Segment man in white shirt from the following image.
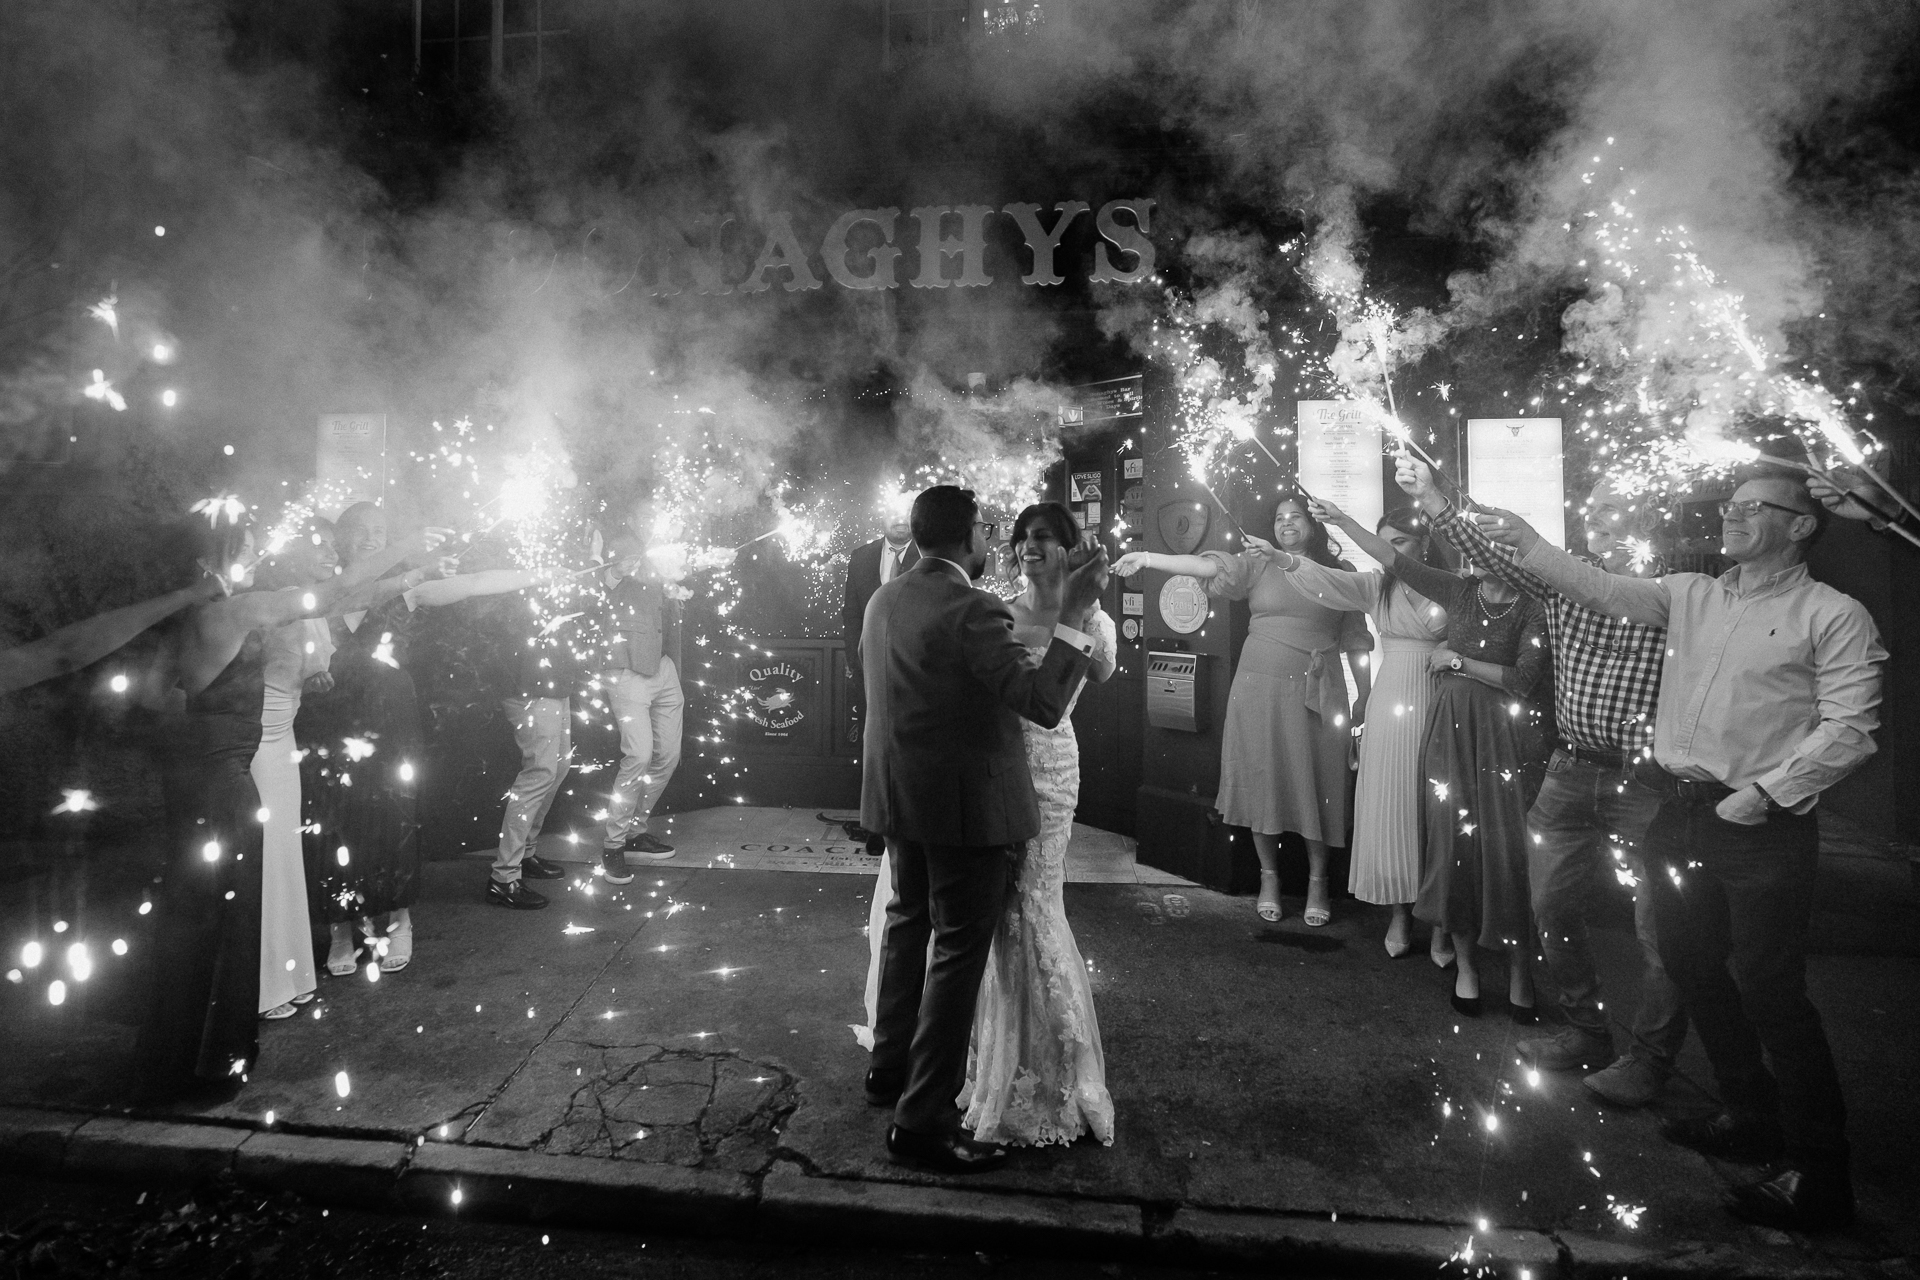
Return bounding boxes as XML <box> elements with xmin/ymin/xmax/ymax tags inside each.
<box><xmin>1476</xmin><ymin>471</ymin><xmax>1886</xmax><ymax>1231</ymax></box>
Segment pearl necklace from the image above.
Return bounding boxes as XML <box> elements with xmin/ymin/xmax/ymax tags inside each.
<box><xmin>1476</xmin><ymin>583</ymin><xmax>1519</xmax><ymax>621</ymax></box>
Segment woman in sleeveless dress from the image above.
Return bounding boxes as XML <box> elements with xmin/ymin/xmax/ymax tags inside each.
<box><xmin>1281</xmin><ymin>501</ymin><xmax>1553</xmax><ymax>1018</ymax></box>
<box><xmin>1260</xmin><ymin>506</ymin><xmax>1449</xmax><ymax>958</ymax></box>
<box><xmin>138</xmin><ymin>514</ymin><xmax>441</xmax><ymax>1100</ymax></box>
<box><xmin>960</xmin><ymin>502</ymin><xmax>1118</xmax><ymax>1147</ymax></box>
<box><xmin>1114</xmin><ymin>493</ymin><xmax>1373</xmax><ymax>926</ymax></box>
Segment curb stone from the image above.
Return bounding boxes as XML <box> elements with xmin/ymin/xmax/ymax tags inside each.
<box><xmin>64</xmin><ymin>1115</ymin><xmax>250</xmax><ymax>1183</ymax></box>
<box><xmin>234</xmin><ymin>1132</ymin><xmax>409</xmax><ymax>1209</ymax></box>
<box><xmin>759</xmin><ymin>1162</ymin><xmax>1142</xmax><ymax>1256</ymax></box>
<box><xmin>0</xmin><ymin>1104</ymin><xmax>86</xmax><ymax>1169</ymax></box>
<box><xmin>0</xmin><ymin>1108</ymin><xmax>1903</xmax><ymax>1279</ymax></box>
<box><xmin>1148</xmin><ymin>1206</ymin><xmax>1560</xmax><ymax>1278</ymax></box>
<box><xmin>396</xmin><ymin>1142</ymin><xmax>757</xmax><ymax>1233</ymax></box>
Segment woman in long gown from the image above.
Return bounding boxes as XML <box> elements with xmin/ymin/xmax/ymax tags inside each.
<box><xmin>252</xmin><ymin>523</ymin><xmax>337</xmax><ymax>1018</ymax></box>
<box><xmin>1114</xmin><ymin>494</ymin><xmax>1372</xmax><ymax>926</ymax></box>
<box><xmin>961</xmin><ymin>502</ymin><xmax>1118</xmax><ymax>1147</ymax></box>
<box><xmin>1284</xmin><ymin>501</ymin><xmax>1552</xmax><ymax>1017</ymax></box>
<box><xmin>1263</xmin><ymin>506</ymin><xmax>1448</xmax><ymax>958</ymax></box>
<box><xmin>138</xmin><ymin>515</ymin><xmax>439</xmax><ymax>1100</ymax></box>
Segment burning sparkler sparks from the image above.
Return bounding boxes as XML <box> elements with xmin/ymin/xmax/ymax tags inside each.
<box><xmin>83</xmin><ymin>369</ymin><xmax>127</xmax><ymax>412</ymax></box>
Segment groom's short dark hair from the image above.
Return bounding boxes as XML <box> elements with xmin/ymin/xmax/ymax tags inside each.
<box><xmin>911</xmin><ymin>485</ymin><xmax>978</xmax><ymax>550</ymax></box>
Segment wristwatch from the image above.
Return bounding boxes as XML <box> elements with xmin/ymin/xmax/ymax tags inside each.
<box><xmin>1448</xmin><ymin>656</ymin><xmax>1463</xmax><ymax>672</ymax></box>
<box><xmin>1751</xmin><ymin>783</ymin><xmax>1786</xmax><ymax>815</ymax></box>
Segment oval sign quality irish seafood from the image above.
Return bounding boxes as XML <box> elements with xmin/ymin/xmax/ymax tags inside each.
<box><xmin>1159</xmin><ymin>575</ymin><xmax>1208</xmax><ymax>634</ymax></box>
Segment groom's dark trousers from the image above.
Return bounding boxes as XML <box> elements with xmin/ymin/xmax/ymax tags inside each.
<box><xmin>874</xmin><ymin>840</ymin><xmax>1017</xmax><ymax>1132</ymax></box>
<box><xmin>861</xmin><ymin>557</ymin><xmax>1093</xmax><ymax>1135</ymax></box>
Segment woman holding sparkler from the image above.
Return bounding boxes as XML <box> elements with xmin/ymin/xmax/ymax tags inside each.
<box><xmin>1279</xmin><ymin>501</ymin><xmax>1553</xmax><ymax>1017</ymax></box>
<box><xmin>1259</xmin><ymin>504</ymin><xmax>1450</xmax><ymax>958</ymax></box>
<box><xmin>137</xmin><ymin>509</ymin><xmax>444</xmax><ymax>1102</ymax></box>
<box><xmin>1117</xmin><ymin>493</ymin><xmax>1372</xmax><ymax>926</ymax></box>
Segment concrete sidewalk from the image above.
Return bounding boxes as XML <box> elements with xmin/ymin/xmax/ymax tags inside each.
<box><xmin>2</xmin><ymin>808</ymin><xmax>1915</xmax><ymax>1278</ymax></box>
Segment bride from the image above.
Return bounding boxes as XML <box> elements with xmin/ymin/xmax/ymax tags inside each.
<box><xmin>857</xmin><ymin>501</ymin><xmax>1117</xmax><ymax>1146</ymax></box>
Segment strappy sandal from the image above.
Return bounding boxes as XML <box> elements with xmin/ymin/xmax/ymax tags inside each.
<box><xmin>1303</xmin><ymin>874</ymin><xmax>1332</xmax><ymax>927</ymax></box>
<box><xmin>1257</xmin><ymin>870</ymin><xmax>1282</xmax><ymax>923</ymax></box>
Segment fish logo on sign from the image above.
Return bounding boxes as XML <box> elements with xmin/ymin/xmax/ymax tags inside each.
<box><xmin>1156</xmin><ymin>501</ymin><xmax>1210</xmax><ymax>555</ymax></box>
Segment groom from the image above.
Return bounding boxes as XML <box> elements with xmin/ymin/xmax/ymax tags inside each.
<box><xmin>862</xmin><ymin>485</ymin><xmax>1108</xmax><ymax>1173</ymax></box>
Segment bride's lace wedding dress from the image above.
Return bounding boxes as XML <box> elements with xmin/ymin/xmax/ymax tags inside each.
<box><xmin>959</xmin><ymin>606</ymin><xmax>1117</xmax><ymax>1146</ymax></box>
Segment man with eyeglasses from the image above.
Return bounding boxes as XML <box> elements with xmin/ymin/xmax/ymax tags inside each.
<box><xmin>1475</xmin><ymin>472</ymin><xmax>1886</xmax><ymax>1230</ymax></box>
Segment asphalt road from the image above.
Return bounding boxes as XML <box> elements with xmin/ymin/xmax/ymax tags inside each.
<box><xmin>0</xmin><ymin>1173</ymin><xmax>1271</xmax><ymax>1280</ymax></box>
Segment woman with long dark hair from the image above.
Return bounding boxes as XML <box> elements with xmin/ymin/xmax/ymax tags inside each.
<box><xmin>961</xmin><ymin>501</ymin><xmax>1117</xmax><ymax>1146</ymax></box>
<box><xmin>1115</xmin><ymin>492</ymin><xmax>1373</xmax><ymax>926</ymax></box>
<box><xmin>1262</xmin><ymin>505</ymin><xmax>1450</xmax><ymax>957</ymax></box>
<box><xmin>137</xmin><ymin>513</ymin><xmax>440</xmax><ymax>1101</ymax></box>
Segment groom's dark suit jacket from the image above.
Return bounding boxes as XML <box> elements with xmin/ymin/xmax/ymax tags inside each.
<box><xmin>859</xmin><ymin>558</ymin><xmax>1092</xmax><ymax>848</ymax></box>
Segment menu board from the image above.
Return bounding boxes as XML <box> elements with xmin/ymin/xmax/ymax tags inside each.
<box><xmin>316</xmin><ymin>413</ymin><xmax>387</xmax><ymax>508</ymax></box>
<box><xmin>1467</xmin><ymin>418</ymin><xmax>1566</xmax><ymax>550</ymax></box>
<box><xmin>1295</xmin><ymin>401</ymin><xmax>1385</xmax><ymax>570</ymax></box>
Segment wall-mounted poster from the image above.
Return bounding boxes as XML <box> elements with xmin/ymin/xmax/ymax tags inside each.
<box><xmin>317</xmin><ymin>413</ymin><xmax>387</xmax><ymax>507</ymax></box>
<box><xmin>1295</xmin><ymin>401</ymin><xmax>1384</xmax><ymax>570</ymax></box>
<box><xmin>1467</xmin><ymin>418</ymin><xmax>1566</xmax><ymax>550</ymax></box>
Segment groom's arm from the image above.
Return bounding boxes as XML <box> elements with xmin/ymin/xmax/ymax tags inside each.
<box><xmin>957</xmin><ymin>593</ymin><xmax>1094</xmax><ymax>731</ymax></box>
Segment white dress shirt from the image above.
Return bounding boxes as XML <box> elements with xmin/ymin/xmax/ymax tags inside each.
<box><xmin>1515</xmin><ymin>543</ymin><xmax>1886</xmax><ymax>811</ymax></box>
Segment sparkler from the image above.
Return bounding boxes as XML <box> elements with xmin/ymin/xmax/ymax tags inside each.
<box><xmin>1186</xmin><ymin>455</ymin><xmax>1247</xmax><ymax>539</ymax></box>
<box><xmin>87</xmin><ymin>292</ymin><xmax>119</xmax><ymax>338</ymax></box>
<box><xmin>83</xmin><ymin>369</ymin><xmax>127</xmax><ymax>412</ymax></box>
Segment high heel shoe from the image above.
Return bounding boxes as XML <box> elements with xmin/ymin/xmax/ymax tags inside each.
<box><xmin>1510</xmin><ymin>1002</ymin><xmax>1538</xmax><ymax>1026</ymax></box>
<box><xmin>1430</xmin><ymin>937</ymin><xmax>1457</xmax><ymax>970</ymax></box>
<box><xmin>325</xmin><ymin>922</ymin><xmax>358</xmax><ymax>977</ymax></box>
<box><xmin>1303</xmin><ymin>875</ymin><xmax>1331</xmax><ymax>927</ymax></box>
<box><xmin>379</xmin><ymin>909</ymin><xmax>413</xmax><ymax>973</ymax></box>
<box><xmin>1256</xmin><ymin>870</ymin><xmax>1282</xmax><ymax>923</ymax></box>
<box><xmin>1450</xmin><ymin>993</ymin><xmax>1483</xmax><ymax>1017</ymax></box>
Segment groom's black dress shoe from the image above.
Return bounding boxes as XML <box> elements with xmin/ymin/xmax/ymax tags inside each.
<box><xmin>1726</xmin><ymin>1166</ymin><xmax>1854</xmax><ymax>1231</ymax></box>
<box><xmin>865</xmin><ymin>1067</ymin><xmax>905</xmax><ymax>1106</ymax></box>
<box><xmin>886</xmin><ymin>1124</ymin><xmax>1009</xmax><ymax>1174</ymax></box>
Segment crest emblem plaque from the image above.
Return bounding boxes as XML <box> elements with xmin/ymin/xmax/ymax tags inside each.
<box><xmin>1158</xmin><ymin>575</ymin><xmax>1209</xmax><ymax>634</ymax></box>
<box><xmin>1156</xmin><ymin>500</ymin><xmax>1210</xmax><ymax>555</ymax></box>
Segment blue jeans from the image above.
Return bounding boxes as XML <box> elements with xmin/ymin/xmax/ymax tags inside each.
<box><xmin>1642</xmin><ymin>788</ymin><xmax>1847</xmax><ymax>1170</ymax></box>
<box><xmin>1528</xmin><ymin>749</ymin><xmax>1688</xmax><ymax>1062</ymax></box>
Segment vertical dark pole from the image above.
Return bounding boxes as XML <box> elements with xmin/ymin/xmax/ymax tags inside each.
<box><xmin>491</xmin><ymin>0</ymin><xmax>505</xmax><ymax>86</ymax></box>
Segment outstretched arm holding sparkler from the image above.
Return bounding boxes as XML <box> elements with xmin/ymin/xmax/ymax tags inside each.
<box><xmin>0</xmin><ymin>576</ymin><xmax>227</xmax><ymax>695</ymax></box>
<box><xmin>1807</xmin><ymin>469</ymin><xmax>1920</xmax><ymax>550</ymax></box>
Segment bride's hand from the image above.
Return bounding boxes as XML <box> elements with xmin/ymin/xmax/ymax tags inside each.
<box><xmin>1111</xmin><ymin>551</ymin><xmax>1151</xmax><ymax>578</ymax></box>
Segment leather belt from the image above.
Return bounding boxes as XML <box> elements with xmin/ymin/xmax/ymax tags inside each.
<box><xmin>1560</xmin><ymin>742</ymin><xmax>1636</xmax><ymax>769</ymax></box>
<box><xmin>1632</xmin><ymin>759</ymin><xmax>1735</xmax><ymax>805</ymax></box>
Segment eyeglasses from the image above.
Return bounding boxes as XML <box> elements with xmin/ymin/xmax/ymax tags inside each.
<box><xmin>1718</xmin><ymin>499</ymin><xmax>1812</xmax><ymax>521</ymax></box>
<box><xmin>974</xmin><ymin>520</ymin><xmax>999</xmax><ymax>540</ymax></box>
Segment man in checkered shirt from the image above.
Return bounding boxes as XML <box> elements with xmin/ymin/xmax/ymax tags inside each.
<box><xmin>1399</xmin><ymin>458</ymin><xmax>1686</xmax><ymax>1107</ymax></box>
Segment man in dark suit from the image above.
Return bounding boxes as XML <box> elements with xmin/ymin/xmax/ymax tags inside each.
<box><xmin>861</xmin><ymin>485</ymin><xmax>1108</xmax><ymax>1174</ymax></box>
<box><xmin>841</xmin><ymin>503</ymin><xmax>919</xmax><ymax>731</ymax></box>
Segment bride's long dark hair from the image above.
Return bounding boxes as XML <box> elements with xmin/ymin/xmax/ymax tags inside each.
<box><xmin>1008</xmin><ymin>501</ymin><xmax>1082</xmax><ymax>575</ymax></box>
